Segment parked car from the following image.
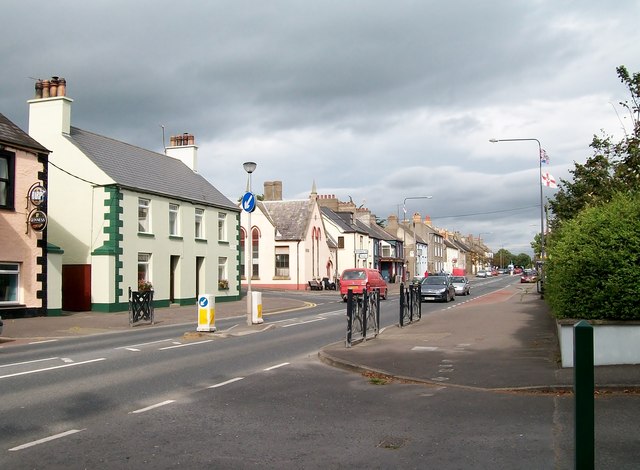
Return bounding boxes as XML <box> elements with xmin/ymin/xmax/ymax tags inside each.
<box><xmin>450</xmin><ymin>276</ymin><xmax>470</xmax><ymax>296</ymax></box>
<box><xmin>420</xmin><ymin>275</ymin><xmax>455</xmax><ymax>302</ymax></box>
<box><xmin>475</xmin><ymin>270</ymin><xmax>488</xmax><ymax>278</ymax></box>
<box><xmin>339</xmin><ymin>268</ymin><xmax>388</xmax><ymax>301</ymax></box>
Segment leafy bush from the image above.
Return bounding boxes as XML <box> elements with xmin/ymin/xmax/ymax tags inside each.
<box><xmin>545</xmin><ymin>192</ymin><xmax>640</xmax><ymax>320</ymax></box>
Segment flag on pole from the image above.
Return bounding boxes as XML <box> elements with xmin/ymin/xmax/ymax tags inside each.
<box><xmin>541</xmin><ymin>171</ymin><xmax>557</xmax><ymax>188</ymax></box>
<box><xmin>540</xmin><ymin>149</ymin><xmax>550</xmax><ymax>164</ymax></box>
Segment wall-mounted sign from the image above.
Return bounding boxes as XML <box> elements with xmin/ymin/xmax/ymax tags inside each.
<box><xmin>28</xmin><ymin>209</ymin><xmax>48</xmax><ymax>232</ymax></box>
<box><xmin>28</xmin><ymin>183</ymin><xmax>47</xmax><ymax>206</ymax></box>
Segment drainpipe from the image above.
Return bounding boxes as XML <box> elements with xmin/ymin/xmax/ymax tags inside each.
<box><xmin>296</xmin><ymin>240</ymin><xmax>301</xmax><ymax>290</ymax></box>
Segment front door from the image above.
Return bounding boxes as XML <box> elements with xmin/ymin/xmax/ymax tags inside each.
<box><xmin>170</xmin><ymin>255</ymin><xmax>180</xmax><ymax>303</ymax></box>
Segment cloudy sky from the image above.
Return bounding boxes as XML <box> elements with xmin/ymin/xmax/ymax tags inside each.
<box><xmin>3</xmin><ymin>1</ymin><xmax>638</xmax><ymax>255</ymax></box>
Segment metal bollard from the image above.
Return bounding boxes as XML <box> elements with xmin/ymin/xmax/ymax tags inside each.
<box><xmin>574</xmin><ymin>320</ymin><xmax>594</xmax><ymax>470</ymax></box>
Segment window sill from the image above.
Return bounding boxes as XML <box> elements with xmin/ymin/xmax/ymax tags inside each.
<box><xmin>195</xmin><ymin>238</ymin><xmax>208</xmax><ymax>243</ymax></box>
<box><xmin>169</xmin><ymin>235</ymin><xmax>183</xmax><ymax>240</ymax></box>
<box><xmin>138</xmin><ymin>232</ymin><xmax>155</xmax><ymax>238</ymax></box>
<box><xmin>218</xmin><ymin>240</ymin><xmax>229</xmax><ymax>245</ymax></box>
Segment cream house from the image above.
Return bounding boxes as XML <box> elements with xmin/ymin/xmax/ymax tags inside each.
<box><xmin>240</xmin><ymin>181</ymin><xmax>331</xmax><ymax>290</ymax></box>
<box><xmin>27</xmin><ymin>77</ymin><xmax>240</xmax><ymax>312</ymax></box>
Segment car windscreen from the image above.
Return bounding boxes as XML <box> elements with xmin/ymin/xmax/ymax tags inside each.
<box><xmin>342</xmin><ymin>270</ymin><xmax>366</xmax><ymax>280</ymax></box>
<box><xmin>423</xmin><ymin>277</ymin><xmax>447</xmax><ymax>285</ymax></box>
<box><xmin>451</xmin><ymin>277</ymin><xmax>465</xmax><ymax>283</ymax></box>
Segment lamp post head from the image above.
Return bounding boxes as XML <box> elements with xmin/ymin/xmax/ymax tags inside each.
<box><xmin>489</xmin><ymin>139</ymin><xmax>499</xmax><ymax>143</ymax></box>
<box><xmin>243</xmin><ymin>161</ymin><xmax>257</xmax><ymax>174</ymax></box>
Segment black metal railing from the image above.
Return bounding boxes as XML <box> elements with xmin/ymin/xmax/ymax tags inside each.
<box><xmin>399</xmin><ymin>282</ymin><xmax>421</xmax><ymax>327</ymax></box>
<box><xmin>128</xmin><ymin>287</ymin><xmax>154</xmax><ymax>326</ymax></box>
<box><xmin>346</xmin><ymin>288</ymin><xmax>380</xmax><ymax>347</ymax></box>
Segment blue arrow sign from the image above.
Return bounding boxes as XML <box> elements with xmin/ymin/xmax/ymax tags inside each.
<box><xmin>241</xmin><ymin>191</ymin><xmax>256</xmax><ymax>213</ymax></box>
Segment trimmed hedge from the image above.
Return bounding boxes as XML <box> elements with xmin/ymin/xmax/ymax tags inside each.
<box><xmin>545</xmin><ymin>192</ymin><xmax>640</xmax><ymax>320</ymax></box>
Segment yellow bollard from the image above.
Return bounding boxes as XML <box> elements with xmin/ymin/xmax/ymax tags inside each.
<box><xmin>251</xmin><ymin>292</ymin><xmax>263</xmax><ymax>324</ymax></box>
<box><xmin>197</xmin><ymin>294</ymin><xmax>216</xmax><ymax>332</ymax></box>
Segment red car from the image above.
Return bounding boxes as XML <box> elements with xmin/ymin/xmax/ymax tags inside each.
<box><xmin>520</xmin><ymin>271</ymin><xmax>538</xmax><ymax>283</ymax></box>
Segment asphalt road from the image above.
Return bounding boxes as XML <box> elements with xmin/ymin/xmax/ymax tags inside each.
<box><xmin>0</xmin><ymin>275</ymin><xmax>582</xmax><ymax>469</ymax></box>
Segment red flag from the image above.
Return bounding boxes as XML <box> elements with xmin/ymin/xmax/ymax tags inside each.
<box><xmin>541</xmin><ymin>171</ymin><xmax>557</xmax><ymax>188</ymax></box>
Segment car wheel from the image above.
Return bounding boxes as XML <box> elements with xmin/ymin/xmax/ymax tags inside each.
<box><xmin>381</xmin><ymin>288</ymin><xmax>387</xmax><ymax>300</ymax></box>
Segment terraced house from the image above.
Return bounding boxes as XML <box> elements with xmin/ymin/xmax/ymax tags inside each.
<box><xmin>27</xmin><ymin>77</ymin><xmax>240</xmax><ymax>312</ymax></box>
<box><xmin>0</xmin><ymin>113</ymin><xmax>51</xmax><ymax>317</ymax></box>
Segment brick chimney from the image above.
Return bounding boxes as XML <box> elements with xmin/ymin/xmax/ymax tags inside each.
<box><xmin>263</xmin><ymin>181</ymin><xmax>283</xmax><ymax>201</ymax></box>
<box><xmin>166</xmin><ymin>132</ymin><xmax>198</xmax><ymax>172</ymax></box>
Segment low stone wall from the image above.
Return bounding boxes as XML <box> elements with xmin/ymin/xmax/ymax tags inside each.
<box><xmin>557</xmin><ymin>320</ymin><xmax>640</xmax><ymax>367</ymax></box>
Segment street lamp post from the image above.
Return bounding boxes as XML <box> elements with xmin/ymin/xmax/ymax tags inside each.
<box><xmin>490</xmin><ymin>138</ymin><xmax>545</xmax><ymax>297</ymax></box>
<box><xmin>243</xmin><ymin>161</ymin><xmax>257</xmax><ymax>325</ymax></box>
<box><xmin>402</xmin><ymin>196</ymin><xmax>433</xmax><ymax>279</ymax></box>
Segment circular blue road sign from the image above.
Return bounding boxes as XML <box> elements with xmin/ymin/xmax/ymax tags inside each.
<box><xmin>241</xmin><ymin>191</ymin><xmax>256</xmax><ymax>213</ymax></box>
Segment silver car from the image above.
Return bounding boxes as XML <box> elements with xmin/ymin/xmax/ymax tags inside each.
<box><xmin>420</xmin><ymin>275</ymin><xmax>455</xmax><ymax>302</ymax></box>
<box><xmin>450</xmin><ymin>276</ymin><xmax>470</xmax><ymax>296</ymax></box>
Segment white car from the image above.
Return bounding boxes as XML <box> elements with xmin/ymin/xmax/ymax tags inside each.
<box><xmin>451</xmin><ymin>276</ymin><xmax>471</xmax><ymax>295</ymax></box>
<box><xmin>476</xmin><ymin>270</ymin><xmax>488</xmax><ymax>278</ymax></box>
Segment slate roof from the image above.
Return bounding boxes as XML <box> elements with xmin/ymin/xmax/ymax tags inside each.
<box><xmin>259</xmin><ymin>199</ymin><xmax>313</xmax><ymax>240</ymax></box>
<box><xmin>320</xmin><ymin>207</ymin><xmax>367</xmax><ymax>234</ymax></box>
<box><xmin>66</xmin><ymin>127</ymin><xmax>238</xmax><ymax>211</ymax></box>
<box><xmin>0</xmin><ymin>113</ymin><xmax>49</xmax><ymax>153</ymax></box>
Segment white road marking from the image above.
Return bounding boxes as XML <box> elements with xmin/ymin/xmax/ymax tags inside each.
<box><xmin>0</xmin><ymin>358</ymin><xmax>106</xmax><ymax>380</ymax></box>
<box><xmin>264</xmin><ymin>362</ymin><xmax>290</xmax><ymax>371</ymax></box>
<box><xmin>124</xmin><ymin>348</ymin><xmax>141</xmax><ymax>352</ymax></box>
<box><xmin>159</xmin><ymin>340</ymin><xmax>213</xmax><ymax>350</ymax></box>
<box><xmin>208</xmin><ymin>377</ymin><xmax>244</xmax><ymax>389</ymax></box>
<box><xmin>116</xmin><ymin>338</ymin><xmax>174</xmax><ymax>349</ymax></box>
<box><xmin>61</xmin><ymin>358</ymin><xmax>74</xmax><ymax>363</ymax></box>
<box><xmin>130</xmin><ymin>400</ymin><xmax>176</xmax><ymax>414</ymax></box>
<box><xmin>9</xmin><ymin>429</ymin><xmax>85</xmax><ymax>451</ymax></box>
<box><xmin>0</xmin><ymin>357</ymin><xmax>59</xmax><ymax>369</ymax></box>
<box><xmin>281</xmin><ymin>318</ymin><xmax>325</xmax><ymax>328</ymax></box>
<box><xmin>27</xmin><ymin>339</ymin><xmax>59</xmax><ymax>345</ymax></box>
<box><xmin>411</xmin><ymin>346</ymin><xmax>438</xmax><ymax>351</ymax></box>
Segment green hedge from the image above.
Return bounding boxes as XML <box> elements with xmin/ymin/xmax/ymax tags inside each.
<box><xmin>545</xmin><ymin>192</ymin><xmax>640</xmax><ymax>320</ymax></box>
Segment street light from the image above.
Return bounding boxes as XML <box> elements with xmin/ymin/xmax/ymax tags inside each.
<box><xmin>243</xmin><ymin>161</ymin><xmax>257</xmax><ymax>325</ymax></box>
<box><xmin>490</xmin><ymin>138</ymin><xmax>545</xmax><ymax>297</ymax></box>
<box><xmin>402</xmin><ymin>196</ymin><xmax>433</xmax><ymax>279</ymax></box>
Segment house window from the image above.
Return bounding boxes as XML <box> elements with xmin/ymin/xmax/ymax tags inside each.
<box><xmin>169</xmin><ymin>203</ymin><xmax>180</xmax><ymax>236</ymax></box>
<box><xmin>275</xmin><ymin>247</ymin><xmax>289</xmax><ymax>278</ymax></box>
<box><xmin>240</xmin><ymin>229</ymin><xmax>246</xmax><ymax>278</ymax></box>
<box><xmin>252</xmin><ymin>228</ymin><xmax>259</xmax><ymax>277</ymax></box>
<box><xmin>0</xmin><ymin>152</ymin><xmax>15</xmax><ymax>210</ymax></box>
<box><xmin>138</xmin><ymin>253</ymin><xmax>151</xmax><ymax>283</ymax></box>
<box><xmin>218</xmin><ymin>213</ymin><xmax>227</xmax><ymax>241</ymax></box>
<box><xmin>218</xmin><ymin>257</ymin><xmax>227</xmax><ymax>283</ymax></box>
<box><xmin>138</xmin><ymin>198</ymin><xmax>150</xmax><ymax>233</ymax></box>
<box><xmin>195</xmin><ymin>208</ymin><xmax>204</xmax><ymax>238</ymax></box>
<box><xmin>0</xmin><ymin>263</ymin><xmax>19</xmax><ymax>304</ymax></box>
<box><xmin>338</xmin><ymin>236</ymin><xmax>344</xmax><ymax>249</ymax></box>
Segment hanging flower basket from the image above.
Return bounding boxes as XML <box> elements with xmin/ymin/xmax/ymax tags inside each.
<box><xmin>218</xmin><ymin>279</ymin><xmax>229</xmax><ymax>290</ymax></box>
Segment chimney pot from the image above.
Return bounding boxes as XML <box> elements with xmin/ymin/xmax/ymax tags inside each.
<box><xmin>42</xmin><ymin>80</ymin><xmax>50</xmax><ymax>98</ymax></box>
<box><xmin>57</xmin><ymin>78</ymin><xmax>66</xmax><ymax>96</ymax></box>
<box><xmin>170</xmin><ymin>135</ymin><xmax>176</xmax><ymax>146</ymax></box>
<box><xmin>35</xmin><ymin>80</ymin><xmax>43</xmax><ymax>99</ymax></box>
<box><xmin>188</xmin><ymin>134</ymin><xmax>194</xmax><ymax>145</ymax></box>
<box><xmin>49</xmin><ymin>77</ymin><xmax>58</xmax><ymax>97</ymax></box>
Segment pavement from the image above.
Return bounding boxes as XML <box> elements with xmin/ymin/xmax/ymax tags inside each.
<box><xmin>2</xmin><ymin>283</ymin><xmax>640</xmax><ymax>391</ymax></box>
